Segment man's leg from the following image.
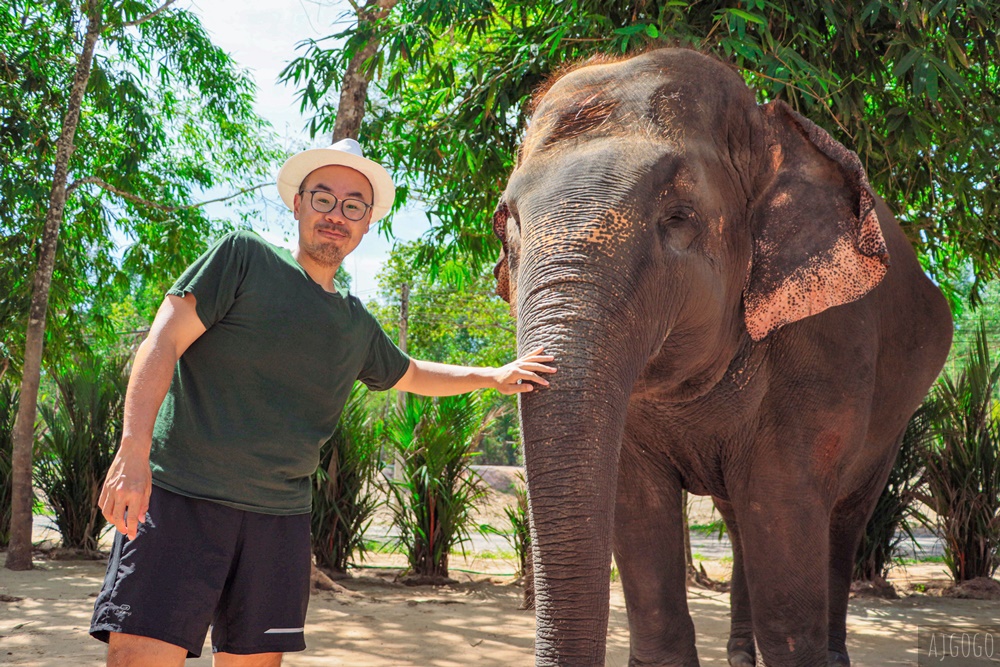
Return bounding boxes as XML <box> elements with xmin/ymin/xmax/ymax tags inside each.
<box><xmin>210</xmin><ymin>511</ymin><xmax>311</xmax><ymax>657</ymax></box>
<box><xmin>107</xmin><ymin>632</ymin><xmax>187</xmax><ymax>667</ymax></box>
<box><xmin>214</xmin><ymin>652</ymin><xmax>282</xmax><ymax>667</ymax></box>
<box><xmin>92</xmin><ymin>486</ymin><xmax>242</xmax><ymax>660</ymax></box>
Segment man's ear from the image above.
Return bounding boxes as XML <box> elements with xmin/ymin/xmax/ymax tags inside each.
<box><xmin>293</xmin><ymin>192</ymin><xmax>302</xmax><ymax>219</ymax></box>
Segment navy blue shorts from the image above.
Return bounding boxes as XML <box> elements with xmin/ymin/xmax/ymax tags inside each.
<box><xmin>90</xmin><ymin>485</ymin><xmax>311</xmax><ymax>657</ymax></box>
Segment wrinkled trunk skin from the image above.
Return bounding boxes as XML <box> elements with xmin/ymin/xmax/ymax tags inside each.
<box><xmin>518</xmin><ymin>278</ymin><xmax>645</xmax><ymax>666</ymax></box>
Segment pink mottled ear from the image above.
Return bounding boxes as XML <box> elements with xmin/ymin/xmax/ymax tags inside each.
<box><xmin>492</xmin><ymin>202</ymin><xmax>512</xmax><ymax>305</ymax></box>
<box><xmin>743</xmin><ymin>102</ymin><xmax>890</xmax><ymax>341</ymax></box>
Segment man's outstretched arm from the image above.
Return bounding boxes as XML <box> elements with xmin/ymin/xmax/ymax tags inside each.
<box><xmin>98</xmin><ymin>294</ymin><xmax>207</xmax><ymax>540</ymax></box>
<box><xmin>392</xmin><ymin>346</ymin><xmax>556</xmax><ymax>397</ymax></box>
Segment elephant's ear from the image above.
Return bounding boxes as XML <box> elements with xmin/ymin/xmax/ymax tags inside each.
<box><xmin>492</xmin><ymin>201</ymin><xmax>512</xmax><ymax>306</ymax></box>
<box><xmin>743</xmin><ymin>101</ymin><xmax>890</xmax><ymax>341</ymax></box>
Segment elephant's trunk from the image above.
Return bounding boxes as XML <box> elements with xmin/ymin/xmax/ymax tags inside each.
<box><xmin>518</xmin><ymin>270</ymin><xmax>649</xmax><ymax>666</ymax></box>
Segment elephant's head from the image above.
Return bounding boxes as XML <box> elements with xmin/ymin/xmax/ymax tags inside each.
<box><xmin>493</xmin><ymin>48</ymin><xmax>889</xmax><ymax>665</ymax></box>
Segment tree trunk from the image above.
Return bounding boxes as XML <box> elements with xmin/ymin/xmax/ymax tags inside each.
<box><xmin>309</xmin><ymin>0</ymin><xmax>397</xmax><ymax>590</ymax></box>
<box><xmin>5</xmin><ymin>0</ymin><xmax>103</xmax><ymax>571</ymax></box>
<box><xmin>330</xmin><ymin>0</ymin><xmax>398</xmax><ymax>142</ymax></box>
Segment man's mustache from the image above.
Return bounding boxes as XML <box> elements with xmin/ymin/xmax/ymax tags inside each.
<box><xmin>315</xmin><ymin>223</ymin><xmax>348</xmax><ymax>236</ymax></box>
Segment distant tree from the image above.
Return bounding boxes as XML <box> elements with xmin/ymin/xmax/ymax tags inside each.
<box><xmin>286</xmin><ymin>1</ymin><xmax>1000</xmax><ymax>301</ymax></box>
<box><xmin>369</xmin><ymin>242</ymin><xmax>520</xmax><ymax>463</ymax></box>
<box><xmin>370</xmin><ymin>243</ymin><xmax>515</xmax><ymax>368</ymax></box>
<box><xmin>1</xmin><ymin>0</ymin><xmax>278</xmax><ymax>570</ymax></box>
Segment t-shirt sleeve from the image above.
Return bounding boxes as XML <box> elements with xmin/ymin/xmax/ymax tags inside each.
<box><xmin>166</xmin><ymin>232</ymin><xmax>247</xmax><ymax>329</ymax></box>
<box><xmin>358</xmin><ymin>319</ymin><xmax>411</xmax><ymax>391</ymax></box>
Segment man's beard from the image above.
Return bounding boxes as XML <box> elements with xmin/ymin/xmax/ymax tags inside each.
<box><xmin>302</xmin><ymin>237</ymin><xmax>347</xmax><ymax>267</ymax></box>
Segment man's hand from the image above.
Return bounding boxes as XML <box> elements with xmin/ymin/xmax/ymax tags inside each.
<box><xmin>99</xmin><ymin>447</ymin><xmax>152</xmax><ymax>541</ymax></box>
<box><xmin>97</xmin><ymin>292</ymin><xmax>206</xmax><ymax>540</ymax></box>
<box><xmin>493</xmin><ymin>346</ymin><xmax>557</xmax><ymax>394</ymax></box>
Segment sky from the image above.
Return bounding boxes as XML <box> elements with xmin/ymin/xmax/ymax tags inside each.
<box><xmin>188</xmin><ymin>0</ymin><xmax>430</xmax><ymax>300</ymax></box>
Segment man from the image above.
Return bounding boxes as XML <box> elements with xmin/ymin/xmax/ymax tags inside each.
<box><xmin>91</xmin><ymin>139</ymin><xmax>553</xmax><ymax>666</ymax></box>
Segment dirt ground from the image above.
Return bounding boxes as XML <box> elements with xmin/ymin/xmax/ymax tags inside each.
<box><xmin>2</xmin><ymin>490</ymin><xmax>999</xmax><ymax>666</ymax></box>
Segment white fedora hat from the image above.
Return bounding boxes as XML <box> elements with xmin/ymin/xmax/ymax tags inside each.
<box><xmin>276</xmin><ymin>138</ymin><xmax>395</xmax><ymax>221</ymax></box>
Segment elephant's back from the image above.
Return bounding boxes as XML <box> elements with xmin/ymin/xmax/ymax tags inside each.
<box><xmin>869</xmin><ymin>197</ymin><xmax>953</xmax><ymax>403</ymax></box>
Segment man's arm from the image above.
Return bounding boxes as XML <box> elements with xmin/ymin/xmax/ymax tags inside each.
<box><xmin>98</xmin><ymin>294</ymin><xmax>207</xmax><ymax>540</ymax></box>
<box><xmin>392</xmin><ymin>346</ymin><xmax>556</xmax><ymax>396</ymax></box>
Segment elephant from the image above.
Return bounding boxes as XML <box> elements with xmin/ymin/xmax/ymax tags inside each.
<box><xmin>492</xmin><ymin>48</ymin><xmax>952</xmax><ymax>667</ymax></box>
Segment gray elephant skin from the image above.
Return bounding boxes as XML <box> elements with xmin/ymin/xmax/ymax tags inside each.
<box><xmin>492</xmin><ymin>49</ymin><xmax>953</xmax><ymax>667</ymax></box>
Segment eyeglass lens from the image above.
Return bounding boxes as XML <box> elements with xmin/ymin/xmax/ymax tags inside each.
<box><xmin>309</xmin><ymin>191</ymin><xmax>370</xmax><ymax>221</ymax></box>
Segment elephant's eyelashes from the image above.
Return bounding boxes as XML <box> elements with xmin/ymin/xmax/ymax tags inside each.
<box><xmin>657</xmin><ymin>210</ymin><xmax>701</xmax><ymax>251</ymax></box>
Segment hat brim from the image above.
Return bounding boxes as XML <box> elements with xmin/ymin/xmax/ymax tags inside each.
<box><xmin>277</xmin><ymin>147</ymin><xmax>396</xmax><ymax>221</ymax></box>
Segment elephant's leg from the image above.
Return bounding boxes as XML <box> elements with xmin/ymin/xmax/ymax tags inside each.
<box><xmin>733</xmin><ymin>481</ymin><xmax>830</xmax><ymax>667</ymax></box>
<box><xmin>613</xmin><ymin>442</ymin><xmax>698</xmax><ymax>667</ymax></box>
<box><xmin>826</xmin><ymin>472</ymin><xmax>893</xmax><ymax>667</ymax></box>
<box><xmin>714</xmin><ymin>498</ymin><xmax>755</xmax><ymax>667</ymax></box>
<box><xmin>825</xmin><ymin>504</ymin><xmax>865</xmax><ymax>667</ymax></box>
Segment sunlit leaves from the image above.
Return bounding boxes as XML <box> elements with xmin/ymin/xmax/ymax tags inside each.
<box><xmin>0</xmin><ymin>0</ymin><xmax>280</xmax><ymax>367</ymax></box>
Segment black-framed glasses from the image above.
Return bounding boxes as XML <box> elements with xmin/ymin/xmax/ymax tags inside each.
<box><xmin>301</xmin><ymin>190</ymin><xmax>372</xmax><ymax>221</ymax></box>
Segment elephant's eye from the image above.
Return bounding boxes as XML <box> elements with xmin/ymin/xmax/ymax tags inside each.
<box><xmin>657</xmin><ymin>207</ymin><xmax>701</xmax><ymax>251</ymax></box>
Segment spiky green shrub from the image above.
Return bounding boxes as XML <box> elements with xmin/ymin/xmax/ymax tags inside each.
<box><xmin>921</xmin><ymin>318</ymin><xmax>1000</xmax><ymax>582</ymax></box>
<box><xmin>386</xmin><ymin>392</ymin><xmax>488</xmax><ymax>579</ymax></box>
<box><xmin>311</xmin><ymin>383</ymin><xmax>383</xmax><ymax>574</ymax></box>
<box><xmin>0</xmin><ymin>378</ymin><xmax>18</xmax><ymax>547</ymax></box>
<box><xmin>33</xmin><ymin>354</ymin><xmax>128</xmax><ymax>552</ymax></box>
<box><xmin>854</xmin><ymin>402</ymin><xmax>933</xmax><ymax>581</ymax></box>
<box><xmin>486</xmin><ymin>471</ymin><xmax>532</xmax><ymax>578</ymax></box>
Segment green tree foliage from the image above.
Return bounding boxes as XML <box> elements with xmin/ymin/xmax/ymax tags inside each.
<box><xmin>3</xmin><ymin>0</ymin><xmax>279</xmax><ymax>569</ymax></box>
<box><xmin>920</xmin><ymin>318</ymin><xmax>1000</xmax><ymax>582</ymax></box>
<box><xmin>285</xmin><ymin>1</ymin><xmax>1000</xmax><ymax>302</ymax></box>
<box><xmin>34</xmin><ymin>353</ymin><xmax>129</xmax><ymax>553</ymax></box>
<box><xmin>385</xmin><ymin>393</ymin><xmax>489</xmax><ymax>579</ymax></box>
<box><xmin>946</xmin><ymin>280</ymin><xmax>1000</xmax><ymax>378</ymax></box>
<box><xmin>312</xmin><ymin>384</ymin><xmax>383</xmax><ymax>574</ymax></box>
<box><xmin>370</xmin><ymin>242</ymin><xmax>514</xmax><ymax>367</ymax></box>
<box><xmin>370</xmin><ymin>241</ymin><xmax>520</xmax><ymax>463</ymax></box>
<box><xmin>0</xmin><ymin>0</ymin><xmax>279</xmax><ymax>368</ymax></box>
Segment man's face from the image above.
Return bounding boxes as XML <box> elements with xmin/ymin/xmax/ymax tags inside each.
<box><xmin>293</xmin><ymin>164</ymin><xmax>374</xmax><ymax>268</ymax></box>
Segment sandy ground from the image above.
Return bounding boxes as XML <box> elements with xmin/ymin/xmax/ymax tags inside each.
<box><xmin>2</xmin><ymin>490</ymin><xmax>999</xmax><ymax>666</ymax></box>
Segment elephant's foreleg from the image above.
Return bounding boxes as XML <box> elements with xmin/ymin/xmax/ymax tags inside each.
<box><xmin>714</xmin><ymin>498</ymin><xmax>755</xmax><ymax>667</ymax></box>
<box><xmin>613</xmin><ymin>442</ymin><xmax>699</xmax><ymax>667</ymax></box>
<box><xmin>733</xmin><ymin>478</ymin><xmax>831</xmax><ymax>667</ymax></box>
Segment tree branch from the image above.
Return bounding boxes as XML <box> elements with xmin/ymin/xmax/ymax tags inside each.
<box><xmin>119</xmin><ymin>0</ymin><xmax>179</xmax><ymax>28</ymax></box>
<box><xmin>67</xmin><ymin>176</ymin><xmax>271</xmax><ymax>212</ymax></box>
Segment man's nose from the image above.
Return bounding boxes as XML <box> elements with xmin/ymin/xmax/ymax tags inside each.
<box><xmin>322</xmin><ymin>206</ymin><xmax>348</xmax><ymax>224</ymax></box>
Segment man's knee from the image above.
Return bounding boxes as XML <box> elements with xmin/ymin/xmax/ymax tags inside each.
<box><xmin>107</xmin><ymin>632</ymin><xmax>187</xmax><ymax>667</ymax></box>
<box><xmin>213</xmin><ymin>652</ymin><xmax>283</xmax><ymax>667</ymax></box>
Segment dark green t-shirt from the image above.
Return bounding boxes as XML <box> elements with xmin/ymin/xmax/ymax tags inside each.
<box><xmin>149</xmin><ymin>230</ymin><xmax>409</xmax><ymax>514</ymax></box>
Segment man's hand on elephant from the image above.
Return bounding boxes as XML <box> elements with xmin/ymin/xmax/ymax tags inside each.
<box><xmin>494</xmin><ymin>346</ymin><xmax>557</xmax><ymax>394</ymax></box>
<box><xmin>99</xmin><ymin>446</ymin><xmax>153</xmax><ymax>541</ymax></box>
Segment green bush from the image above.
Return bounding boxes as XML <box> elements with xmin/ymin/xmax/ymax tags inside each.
<box><xmin>920</xmin><ymin>318</ymin><xmax>1000</xmax><ymax>582</ymax></box>
<box><xmin>385</xmin><ymin>393</ymin><xmax>489</xmax><ymax>579</ymax></box>
<box><xmin>854</xmin><ymin>402</ymin><xmax>932</xmax><ymax>582</ymax></box>
<box><xmin>0</xmin><ymin>377</ymin><xmax>17</xmax><ymax>547</ymax></box>
<box><xmin>502</xmin><ymin>474</ymin><xmax>531</xmax><ymax>579</ymax></box>
<box><xmin>311</xmin><ymin>384</ymin><xmax>382</xmax><ymax>574</ymax></box>
<box><xmin>33</xmin><ymin>354</ymin><xmax>128</xmax><ymax>552</ymax></box>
